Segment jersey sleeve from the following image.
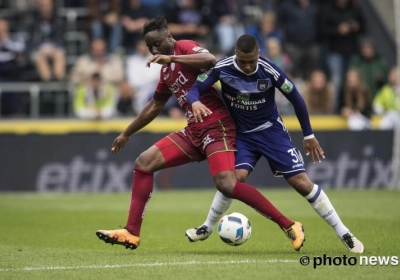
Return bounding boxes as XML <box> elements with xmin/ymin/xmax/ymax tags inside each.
<box><xmin>264</xmin><ymin>58</ymin><xmax>314</xmax><ymax>137</ymax></box>
<box><xmin>186</xmin><ymin>67</ymin><xmax>220</xmax><ymax>105</ymax></box>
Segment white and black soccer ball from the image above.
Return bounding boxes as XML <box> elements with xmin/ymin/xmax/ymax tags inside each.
<box><xmin>217</xmin><ymin>212</ymin><xmax>252</xmax><ymax>246</ymax></box>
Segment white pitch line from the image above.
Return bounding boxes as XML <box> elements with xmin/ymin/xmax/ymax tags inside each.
<box><xmin>0</xmin><ymin>259</ymin><xmax>297</xmax><ymax>272</ymax></box>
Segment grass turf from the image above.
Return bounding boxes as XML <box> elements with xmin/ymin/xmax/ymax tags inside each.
<box><xmin>0</xmin><ymin>189</ymin><xmax>399</xmax><ymax>280</ymax></box>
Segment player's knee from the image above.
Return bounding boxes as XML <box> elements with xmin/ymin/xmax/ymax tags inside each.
<box><xmin>134</xmin><ymin>146</ymin><xmax>165</xmax><ymax>172</ymax></box>
<box><xmin>213</xmin><ymin>171</ymin><xmax>236</xmax><ymax>197</ymax></box>
<box><xmin>134</xmin><ymin>153</ymin><xmax>150</xmax><ymax>171</ymax></box>
<box><xmin>134</xmin><ymin>152</ymin><xmax>157</xmax><ymax>172</ymax></box>
<box><xmin>287</xmin><ymin>173</ymin><xmax>313</xmax><ymax>196</ymax></box>
<box><xmin>235</xmin><ymin>169</ymin><xmax>248</xmax><ymax>183</ymax></box>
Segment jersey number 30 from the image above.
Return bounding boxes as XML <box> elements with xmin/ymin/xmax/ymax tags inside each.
<box><xmin>287</xmin><ymin>148</ymin><xmax>304</xmax><ymax>164</ymax></box>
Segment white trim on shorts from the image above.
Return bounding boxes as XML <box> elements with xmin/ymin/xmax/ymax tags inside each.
<box><xmin>235</xmin><ymin>163</ymin><xmax>255</xmax><ymax>171</ymax></box>
<box><xmin>274</xmin><ymin>168</ymin><xmax>306</xmax><ymax>177</ymax></box>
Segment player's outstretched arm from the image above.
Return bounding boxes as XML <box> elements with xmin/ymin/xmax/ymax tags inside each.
<box><xmin>170</xmin><ymin>53</ymin><xmax>216</xmax><ymax>69</ymax></box>
<box><xmin>284</xmin><ymin>89</ymin><xmax>325</xmax><ymax>163</ymax></box>
<box><xmin>146</xmin><ymin>53</ymin><xmax>216</xmax><ymax>69</ymax></box>
<box><xmin>111</xmin><ymin>97</ymin><xmax>169</xmax><ymax>154</ymax></box>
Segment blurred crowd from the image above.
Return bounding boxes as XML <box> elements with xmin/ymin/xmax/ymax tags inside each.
<box><xmin>0</xmin><ymin>0</ymin><xmax>398</xmax><ymax>130</ymax></box>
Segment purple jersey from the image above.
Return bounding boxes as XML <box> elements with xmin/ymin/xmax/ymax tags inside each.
<box><xmin>187</xmin><ymin>55</ymin><xmax>314</xmax><ymax>179</ymax></box>
<box><xmin>189</xmin><ymin>56</ymin><xmax>313</xmax><ymax>136</ymax></box>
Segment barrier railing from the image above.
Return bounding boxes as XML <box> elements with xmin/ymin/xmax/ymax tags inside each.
<box><xmin>0</xmin><ymin>82</ymin><xmax>73</xmax><ymax>118</ymax></box>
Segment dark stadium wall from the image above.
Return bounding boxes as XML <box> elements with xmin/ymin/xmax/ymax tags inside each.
<box><xmin>0</xmin><ymin>131</ymin><xmax>393</xmax><ymax>192</ymax></box>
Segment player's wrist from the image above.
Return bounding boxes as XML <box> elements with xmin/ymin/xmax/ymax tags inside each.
<box><xmin>304</xmin><ymin>134</ymin><xmax>315</xmax><ymax>140</ymax></box>
<box><xmin>121</xmin><ymin>131</ymin><xmax>131</xmax><ymax>138</ymax></box>
<box><xmin>186</xmin><ymin>94</ymin><xmax>199</xmax><ymax>105</ymax></box>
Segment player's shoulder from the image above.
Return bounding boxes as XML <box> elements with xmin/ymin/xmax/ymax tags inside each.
<box><xmin>215</xmin><ymin>56</ymin><xmax>234</xmax><ymax>69</ymax></box>
<box><xmin>258</xmin><ymin>56</ymin><xmax>282</xmax><ymax>80</ymax></box>
<box><xmin>175</xmin><ymin>40</ymin><xmax>209</xmax><ymax>53</ymax></box>
<box><xmin>176</xmin><ymin>40</ymin><xmax>199</xmax><ymax>47</ymax></box>
<box><xmin>258</xmin><ymin>56</ymin><xmax>277</xmax><ymax>68</ymax></box>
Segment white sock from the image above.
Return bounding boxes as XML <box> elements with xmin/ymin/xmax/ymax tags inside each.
<box><xmin>202</xmin><ymin>191</ymin><xmax>233</xmax><ymax>232</ymax></box>
<box><xmin>305</xmin><ymin>184</ymin><xmax>349</xmax><ymax>238</ymax></box>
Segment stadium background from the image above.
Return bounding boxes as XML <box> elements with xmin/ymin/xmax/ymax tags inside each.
<box><xmin>0</xmin><ymin>0</ymin><xmax>399</xmax><ymax>191</ymax></box>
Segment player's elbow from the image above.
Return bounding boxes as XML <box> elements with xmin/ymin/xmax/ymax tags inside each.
<box><xmin>205</xmin><ymin>54</ymin><xmax>216</xmax><ymax>68</ymax></box>
<box><xmin>209</xmin><ymin>57</ymin><xmax>217</xmax><ymax>67</ymax></box>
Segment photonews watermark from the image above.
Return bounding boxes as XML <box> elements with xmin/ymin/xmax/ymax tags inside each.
<box><xmin>299</xmin><ymin>254</ymin><xmax>399</xmax><ymax>269</ymax></box>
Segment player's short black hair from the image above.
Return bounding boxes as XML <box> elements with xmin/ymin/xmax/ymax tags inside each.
<box><xmin>236</xmin><ymin>35</ymin><xmax>259</xmax><ymax>53</ymax></box>
<box><xmin>143</xmin><ymin>16</ymin><xmax>169</xmax><ymax>36</ymax></box>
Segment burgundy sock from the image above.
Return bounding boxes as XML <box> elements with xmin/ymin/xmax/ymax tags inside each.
<box><xmin>125</xmin><ymin>169</ymin><xmax>154</xmax><ymax>236</ymax></box>
<box><xmin>231</xmin><ymin>181</ymin><xmax>293</xmax><ymax>229</ymax></box>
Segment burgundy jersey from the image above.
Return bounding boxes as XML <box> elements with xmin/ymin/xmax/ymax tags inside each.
<box><xmin>155</xmin><ymin>40</ymin><xmax>229</xmax><ymax>127</ymax></box>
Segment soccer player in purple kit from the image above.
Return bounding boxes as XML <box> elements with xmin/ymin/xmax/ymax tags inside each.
<box><xmin>185</xmin><ymin>34</ymin><xmax>364</xmax><ymax>253</ymax></box>
<box><xmin>95</xmin><ymin>17</ymin><xmax>305</xmax><ymax>251</ymax></box>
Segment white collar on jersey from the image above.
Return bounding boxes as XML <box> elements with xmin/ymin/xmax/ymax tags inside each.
<box><xmin>233</xmin><ymin>55</ymin><xmax>259</xmax><ymax>76</ymax></box>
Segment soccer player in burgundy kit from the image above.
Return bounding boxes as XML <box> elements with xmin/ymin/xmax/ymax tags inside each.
<box><xmin>96</xmin><ymin>17</ymin><xmax>305</xmax><ymax>251</ymax></box>
<box><xmin>185</xmin><ymin>35</ymin><xmax>364</xmax><ymax>253</ymax></box>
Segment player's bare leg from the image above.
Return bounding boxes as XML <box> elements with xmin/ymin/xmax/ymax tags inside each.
<box><xmin>287</xmin><ymin>173</ymin><xmax>364</xmax><ymax>253</ymax></box>
<box><xmin>97</xmin><ymin>144</ymin><xmax>183</xmax><ymax>250</ymax></box>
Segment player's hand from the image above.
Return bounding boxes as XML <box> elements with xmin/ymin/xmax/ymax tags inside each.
<box><xmin>111</xmin><ymin>134</ymin><xmax>130</xmax><ymax>154</ymax></box>
<box><xmin>146</xmin><ymin>55</ymin><xmax>171</xmax><ymax>67</ymax></box>
<box><xmin>303</xmin><ymin>137</ymin><xmax>325</xmax><ymax>163</ymax></box>
<box><xmin>192</xmin><ymin>101</ymin><xmax>212</xmax><ymax>123</ymax></box>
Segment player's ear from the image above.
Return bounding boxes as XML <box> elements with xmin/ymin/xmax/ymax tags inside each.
<box><xmin>167</xmin><ymin>33</ymin><xmax>173</xmax><ymax>42</ymax></box>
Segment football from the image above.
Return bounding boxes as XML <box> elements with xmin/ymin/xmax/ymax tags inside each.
<box><xmin>217</xmin><ymin>212</ymin><xmax>252</xmax><ymax>246</ymax></box>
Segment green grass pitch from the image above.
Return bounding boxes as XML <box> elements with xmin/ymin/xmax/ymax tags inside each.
<box><xmin>0</xmin><ymin>189</ymin><xmax>399</xmax><ymax>280</ymax></box>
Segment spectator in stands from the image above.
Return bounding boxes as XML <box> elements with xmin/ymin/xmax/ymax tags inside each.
<box><xmin>126</xmin><ymin>39</ymin><xmax>160</xmax><ymax>114</ymax></box>
<box><xmin>302</xmin><ymin>69</ymin><xmax>334</xmax><ymax>115</ymax></box>
<box><xmin>247</xmin><ymin>11</ymin><xmax>282</xmax><ymax>57</ymax></box>
<box><xmin>340</xmin><ymin>68</ymin><xmax>372</xmax><ymax>130</ymax></box>
<box><xmin>29</xmin><ymin>0</ymin><xmax>66</xmax><ymax>81</ymax></box>
<box><xmin>373</xmin><ymin>66</ymin><xmax>400</xmax><ymax>130</ymax></box>
<box><xmin>0</xmin><ymin>18</ymin><xmax>26</xmax><ymax>116</ymax></box>
<box><xmin>265</xmin><ymin>37</ymin><xmax>292</xmax><ymax>75</ymax></box>
<box><xmin>70</xmin><ymin>38</ymin><xmax>124</xmax><ymax>86</ymax></box>
<box><xmin>73</xmin><ymin>72</ymin><xmax>116</xmax><ymax>119</ymax></box>
<box><xmin>164</xmin><ymin>0</ymin><xmax>209</xmax><ymax>43</ymax></box>
<box><xmin>320</xmin><ymin>0</ymin><xmax>365</xmax><ymax>112</ymax></box>
<box><xmin>207</xmin><ymin>0</ymin><xmax>245</xmax><ymax>55</ymax></box>
<box><xmin>278</xmin><ymin>0</ymin><xmax>320</xmax><ymax>80</ymax></box>
<box><xmin>350</xmin><ymin>38</ymin><xmax>389</xmax><ymax>99</ymax></box>
<box><xmin>0</xmin><ymin>18</ymin><xmax>25</xmax><ymax>81</ymax></box>
<box><xmin>141</xmin><ymin>0</ymin><xmax>165</xmax><ymax>15</ymax></box>
<box><xmin>117</xmin><ymin>79</ymin><xmax>136</xmax><ymax>116</ymax></box>
<box><xmin>121</xmin><ymin>0</ymin><xmax>153</xmax><ymax>54</ymax></box>
<box><xmin>88</xmin><ymin>0</ymin><xmax>123</xmax><ymax>53</ymax></box>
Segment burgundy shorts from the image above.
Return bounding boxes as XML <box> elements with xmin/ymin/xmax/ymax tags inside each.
<box><xmin>155</xmin><ymin>116</ymin><xmax>237</xmax><ymax>167</ymax></box>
